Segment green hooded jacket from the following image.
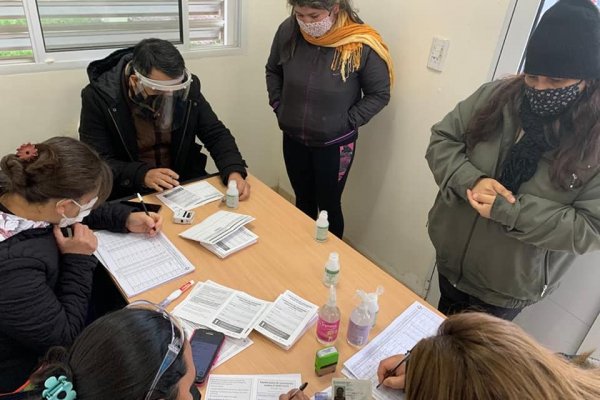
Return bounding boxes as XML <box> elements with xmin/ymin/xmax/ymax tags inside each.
<box><xmin>426</xmin><ymin>80</ymin><xmax>600</xmax><ymax>309</ymax></box>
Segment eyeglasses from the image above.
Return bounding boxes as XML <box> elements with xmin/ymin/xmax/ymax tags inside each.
<box><xmin>127</xmin><ymin>300</ymin><xmax>186</xmax><ymax>400</ymax></box>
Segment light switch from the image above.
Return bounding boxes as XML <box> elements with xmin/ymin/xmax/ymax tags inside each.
<box><xmin>427</xmin><ymin>37</ymin><xmax>450</xmax><ymax>72</ymax></box>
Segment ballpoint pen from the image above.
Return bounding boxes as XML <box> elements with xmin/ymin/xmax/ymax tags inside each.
<box><xmin>136</xmin><ymin>193</ymin><xmax>150</xmax><ymax>216</ymax></box>
<box><xmin>376</xmin><ymin>352</ymin><xmax>411</xmax><ymax>389</ymax></box>
<box><xmin>289</xmin><ymin>382</ymin><xmax>308</xmax><ymax>399</ymax></box>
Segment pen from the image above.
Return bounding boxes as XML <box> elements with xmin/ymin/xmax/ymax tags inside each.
<box><xmin>136</xmin><ymin>192</ymin><xmax>150</xmax><ymax>216</ymax></box>
<box><xmin>158</xmin><ymin>280</ymin><xmax>195</xmax><ymax>309</ymax></box>
<box><xmin>289</xmin><ymin>382</ymin><xmax>308</xmax><ymax>400</ymax></box>
<box><xmin>376</xmin><ymin>352</ymin><xmax>411</xmax><ymax>389</ymax></box>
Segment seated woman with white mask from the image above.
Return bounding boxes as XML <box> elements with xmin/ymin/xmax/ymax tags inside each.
<box><xmin>0</xmin><ymin>137</ymin><xmax>162</xmax><ymax>393</ymax></box>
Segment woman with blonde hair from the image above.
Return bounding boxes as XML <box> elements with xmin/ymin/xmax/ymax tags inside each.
<box><xmin>377</xmin><ymin>312</ymin><xmax>600</xmax><ymax>400</ymax></box>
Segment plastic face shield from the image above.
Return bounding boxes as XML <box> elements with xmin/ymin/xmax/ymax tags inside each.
<box><xmin>126</xmin><ymin>300</ymin><xmax>186</xmax><ymax>400</ymax></box>
<box><xmin>131</xmin><ymin>68</ymin><xmax>192</xmax><ymax>130</ymax></box>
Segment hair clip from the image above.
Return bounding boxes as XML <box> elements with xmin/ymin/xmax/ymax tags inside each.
<box><xmin>16</xmin><ymin>143</ymin><xmax>38</xmax><ymax>162</ymax></box>
<box><xmin>43</xmin><ymin>375</ymin><xmax>77</xmax><ymax>400</ymax></box>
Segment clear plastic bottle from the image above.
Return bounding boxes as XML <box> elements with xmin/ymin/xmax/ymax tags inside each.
<box><xmin>322</xmin><ymin>252</ymin><xmax>340</xmax><ymax>287</ymax></box>
<box><xmin>316</xmin><ymin>285</ymin><xmax>341</xmax><ymax>345</ymax></box>
<box><xmin>226</xmin><ymin>180</ymin><xmax>239</xmax><ymax>209</ymax></box>
<box><xmin>346</xmin><ymin>290</ymin><xmax>372</xmax><ymax>348</ymax></box>
<box><xmin>315</xmin><ymin>210</ymin><xmax>329</xmax><ymax>242</ymax></box>
<box><xmin>366</xmin><ymin>286</ymin><xmax>384</xmax><ymax>327</ymax></box>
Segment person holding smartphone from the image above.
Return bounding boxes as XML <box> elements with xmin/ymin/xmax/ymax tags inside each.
<box><xmin>27</xmin><ymin>303</ymin><xmax>305</xmax><ymax>400</ymax></box>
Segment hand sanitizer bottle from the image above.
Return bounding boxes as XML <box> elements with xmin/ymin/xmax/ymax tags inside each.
<box><xmin>346</xmin><ymin>290</ymin><xmax>372</xmax><ymax>348</ymax></box>
<box><xmin>316</xmin><ymin>285</ymin><xmax>340</xmax><ymax>345</ymax></box>
<box><xmin>226</xmin><ymin>180</ymin><xmax>239</xmax><ymax>209</ymax></box>
<box><xmin>366</xmin><ymin>286</ymin><xmax>384</xmax><ymax>327</ymax></box>
<box><xmin>322</xmin><ymin>252</ymin><xmax>340</xmax><ymax>287</ymax></box>
<box><xmin>315</xmin><ymin>210</ymin><xmax>329</xmax><ymax>242</ymax></box>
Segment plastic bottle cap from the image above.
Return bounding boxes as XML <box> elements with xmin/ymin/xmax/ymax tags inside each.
<box><xmin>228</xmin><ymin>180</ymin><xmax>237</xmax><ymax>189</ymax></box>
<box><xmin>329</xmin><ymin>252</ymin><xmax>339</xmax><ymax>262</ymax></box>
<box><xmin>319</xmin><ymin>210</ymin><xmax>328</xmax><ymax>219</ymax></box>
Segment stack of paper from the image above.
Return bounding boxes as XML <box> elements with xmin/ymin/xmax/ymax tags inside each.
<box><xmin>173</xmin><ymin>281</ymin><xmax>317</xmax><ymax>349</ymax></box>
<box><xmin>342</xmin><ymin>302</ymin><xmax>444</xmax><ymax>400</ymax></box>
<box><xmin>94</xmin><ymin>231</ymin><xmax>195</xmax><ymax>297</ymax></box>
<box><xmin>205</xmin><ymin>374</ymin><xmax>301</xmax><ymax>400</ymax></box>
<box><xmin>254</xmin><ymin>290</ymin><xmax>318</xmax><ymax>350</ymax></box>
<box><xmin>157</xmin><ymin>181</ymin><xmax>223</xmax><ymax>211</ymax></box>
<box><xmin>180</xmin><ymin>211</ymin><xmax>258</xmax><ymax>258</ymax></box>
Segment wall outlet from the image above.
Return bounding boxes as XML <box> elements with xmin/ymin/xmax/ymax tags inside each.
<box><xmin>427</xmin><ymin>37</ymin><xmax>450</xmax><ymax>72</ymax></box>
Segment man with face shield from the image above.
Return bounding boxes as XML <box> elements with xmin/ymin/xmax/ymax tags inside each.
<box><xmin>80</xmin><ymin>38</ymin><xmax>250</xmax><ymax>200</ymax></box>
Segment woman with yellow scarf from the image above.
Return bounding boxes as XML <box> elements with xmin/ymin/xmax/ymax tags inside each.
<box><xmin>266</xmin><ymin>0</ymin><xmax>393</xmax><ymax>239</ymax></box>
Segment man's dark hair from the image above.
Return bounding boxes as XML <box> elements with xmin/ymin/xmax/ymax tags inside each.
<box><xmin>131</xmin><ymin>38</ymin><xmax>185</xmax><ymax>78</ymax></box>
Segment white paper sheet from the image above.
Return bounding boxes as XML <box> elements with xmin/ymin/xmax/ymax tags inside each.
<box><xmin>94</xmin><ymin>231</ymin><xmax>195</xmax><ymax>297</ymax></box>
<box><xmin>174</xmin><ymin>280</ymin><xmax>236</xmax><ymax>325</ymax></box>
<box><xmin>205</xmin><ymin>374</ymin><xmax>301</xmax><ymax>400</ymax></box>
<box><xmin>173</xmin><ymin>280</ymin><xmax>269</xmax><ymax>339</ymax></box>
<box><xmin>342</xmin><ymin>302</ymin><xmax>444</xmax><ymax>400</ymax></box>
<box><xmin>179</xmin><ymin>210</ymin><xmax>255</xmax><ymax>245</ymax></box>
<box><xmin>254</xmin><ymin>290</ymin><xmax>318</xmax><ymax>349</ymax></box>
<box><xmin>157</xmin><ymin>181</ymin><xmax>223</xmax><ymax>211</ymax></box>
<box><xmin>201</xmin><ymin>226</ymin><xmax>258</xmax><ymax>258</ymax></box>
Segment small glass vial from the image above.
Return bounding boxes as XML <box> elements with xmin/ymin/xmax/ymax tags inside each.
<box><xmin>226</xmin><ymin>180</ymin><xmax>239</xmax><ymax>209</ymax></box>
<box><xmin>322</xmin><ymin>252</ymin><xmax>340</xmax><ymax>287</ymax></box>
<box><xmin>315</xmin><ymin>210</ymin><xmax>329</xmax><ymax>242</ymax></box>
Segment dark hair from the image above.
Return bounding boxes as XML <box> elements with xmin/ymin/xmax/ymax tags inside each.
<box><xmin>0</xmin><ymin>136</ymin><xmax>112</xmax><ymax>204</ymax></box>
<box><xmin>466</xmin><ymin>75</ymin><xmax>600</xmax><ymax>190</ymax></box>
<box><xmin>287</xmin><ymin>0</ymin><xmax>361</xmax><ymax>23</ymax></box>
<box><xmin>131</xmin><ymin>38</ymin><xmax>185</xmax><ymax>78</ymax></box>
<box><xmin>31</xmin><ymin>308</ymin><xmax>187</xmax><ymax>400</ymax></box>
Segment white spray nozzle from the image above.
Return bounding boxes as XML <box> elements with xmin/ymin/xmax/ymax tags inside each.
<box><xmin>368</xmin><ymin>285</ymin><xmax>384</xmax><ymax>301</ymax></box>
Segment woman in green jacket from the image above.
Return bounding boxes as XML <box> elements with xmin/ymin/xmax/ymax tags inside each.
<box><xmin>427</xmin><ymin>0</ymin><xmax>600</xmax><ymax>319</ymax></box>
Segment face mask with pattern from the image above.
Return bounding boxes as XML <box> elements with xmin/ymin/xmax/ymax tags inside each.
<box><xmin>297</xmin><ymin>13</ymin><xmax>334</xmax><ymax>38</ymax></box>
<box><xmin>524</xmin><ymin>80</ymin><xmax>582</xmax><ymax>117</ymax></box>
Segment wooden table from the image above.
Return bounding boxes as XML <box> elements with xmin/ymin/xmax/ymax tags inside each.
<box><xmin>132</xmin><ymin>175</ymin><xmax>437</xmax><ymax>397</ymax></box>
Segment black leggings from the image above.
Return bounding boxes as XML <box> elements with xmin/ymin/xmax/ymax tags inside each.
<box><xmin>437</xmin><ymin>273</ymin><xmax>524</xmax><ymax>321</ymax></box>
<box><xmin>283</xmin><ymin>135</ymin><xmax>356</xmax><ymax>238</ymax></box>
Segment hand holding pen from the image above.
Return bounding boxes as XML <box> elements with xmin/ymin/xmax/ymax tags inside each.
<box><xmin>376</xmin><ymin>352</ymin><xmax>411</xmax><ymax>390</ymax></box>
<box><xmin>280</xmin><ymin>382</ymin><xmax>308</xmax><ymax>400</ymax></box>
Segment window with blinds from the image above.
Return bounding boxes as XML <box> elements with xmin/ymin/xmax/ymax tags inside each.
<box><xmin>0</xmin><ymin>0</ymin><xmax>34</xmax><ymax>63</ymax></box>
<box><xmin>0</xmin><ymin>0</ymin><xmax>232</xmax><ymax>66</ymax></box>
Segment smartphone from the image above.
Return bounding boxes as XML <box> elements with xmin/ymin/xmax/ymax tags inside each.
<box><xmin>120</xmin><ymin>200</ymin><xmax>162</xmax><ymax>213</ymax></box>
<box><xmin>190</xmin><ymin>329</ymin><xmax>225</xmax><ymax>385</ymax></box>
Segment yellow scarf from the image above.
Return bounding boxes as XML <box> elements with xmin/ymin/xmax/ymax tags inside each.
<box><xmin>300</xmin><ymin>11</ymin><xmax>395</xmax><ymax>86</ymax></box>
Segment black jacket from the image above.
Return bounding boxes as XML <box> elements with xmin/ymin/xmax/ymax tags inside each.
<box><xmin>266</xmin><ymin>17</ymin><xmax>391</xmax><ymax>147</ymax></box>
<box><xmin>0</xmin><ymin>204</ymin><xmax>131</xmax><ymax>392</ymax></box>
<box><xmin>80</xmin><ymin>48</ymin><xmax>247</xmax><ymax>200</ymax></box>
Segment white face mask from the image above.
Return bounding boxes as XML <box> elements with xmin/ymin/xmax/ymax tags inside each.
<box><xmin>297</xmin><ymin>14</ymin><xmax>334</xmax><ymax>38</ymax></box>
<box><xmin>57</xmin><ymin>196</ymin><xmax>98</xmax><ymax>228</ymax></box>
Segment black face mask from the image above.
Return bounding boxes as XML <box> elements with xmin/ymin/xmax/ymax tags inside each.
<box><xmin>524</xmin><ymin>80</ymin><xmax>582</xmax><ymax>117</ymax></box>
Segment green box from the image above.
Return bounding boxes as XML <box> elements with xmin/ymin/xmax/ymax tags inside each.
<box><xmin>315</xmin><ymin>346</ymin><xmax>339</xmax><ymax>376</ymax></box>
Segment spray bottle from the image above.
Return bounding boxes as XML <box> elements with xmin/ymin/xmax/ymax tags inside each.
<box><xmin>226</xmin><ymin>180</ymin><xmax>239</xmax><ymax>209</ymax></box>
<box><xmin>346</xmin><ymin>290</ymin><xmax>372</xmax><ymax>348</ymax></box>
<box><xmin>316</xmin><ymin>285</ymin><xmax>340</xmax><ymax>345</ymax></box>
<box><xmin>366</xmin><ymin>286</ymin><xmax>384</xmax><ymax>327</ymax></box>
<box><xmin>322</xmin><ymin>252</ymin><xmax>340</xmax><ymax>287</ymax></box>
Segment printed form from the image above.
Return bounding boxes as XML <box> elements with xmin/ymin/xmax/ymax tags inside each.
<box><xmin>205</xmin><ymin>374</ymin><xmax>301</xmax><ymax>400</ymax></box>
<box><xmin>94</xmin><ymin>231</ymin><xmax>195</xmax><ymax>297</ymax></box>
<box><xmin>342</xmin><ymin>302</ymin><xmax>444</xmax><ymax>400</ymax></box>
<box><xmin>180</xmin><ymin>211</ymin><xmax>255</xmax><ymax>245</ymax></box>
<box><xmin>173</xmin><ymin>280</ymin><xmax>269</xmax><ymax>339</ymax></box>
<box><xmin>255</xmin><ymin>290</ymin><xmax>318</xmax><ymax>349</ymax></box>
<box><xmin>157</xmin><ymin>181</ymin><xmax>223</xmax><ymax>211</ymax></box>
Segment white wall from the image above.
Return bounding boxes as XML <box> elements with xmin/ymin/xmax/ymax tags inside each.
<box><xmin>326</xmin><ymin>0</ymin><xmax>511</xmax><ymax>293</ymax></box>
<box><xmin>0</xmin><ymin>0</ymin><xmax>289</xmax><ymax>188</ymax></box>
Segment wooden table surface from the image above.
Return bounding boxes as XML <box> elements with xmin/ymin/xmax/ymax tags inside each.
<box><xmin>130</xmin><ymin>175</ymin><xmax>437</xmax><ymax>397</ymax></box>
